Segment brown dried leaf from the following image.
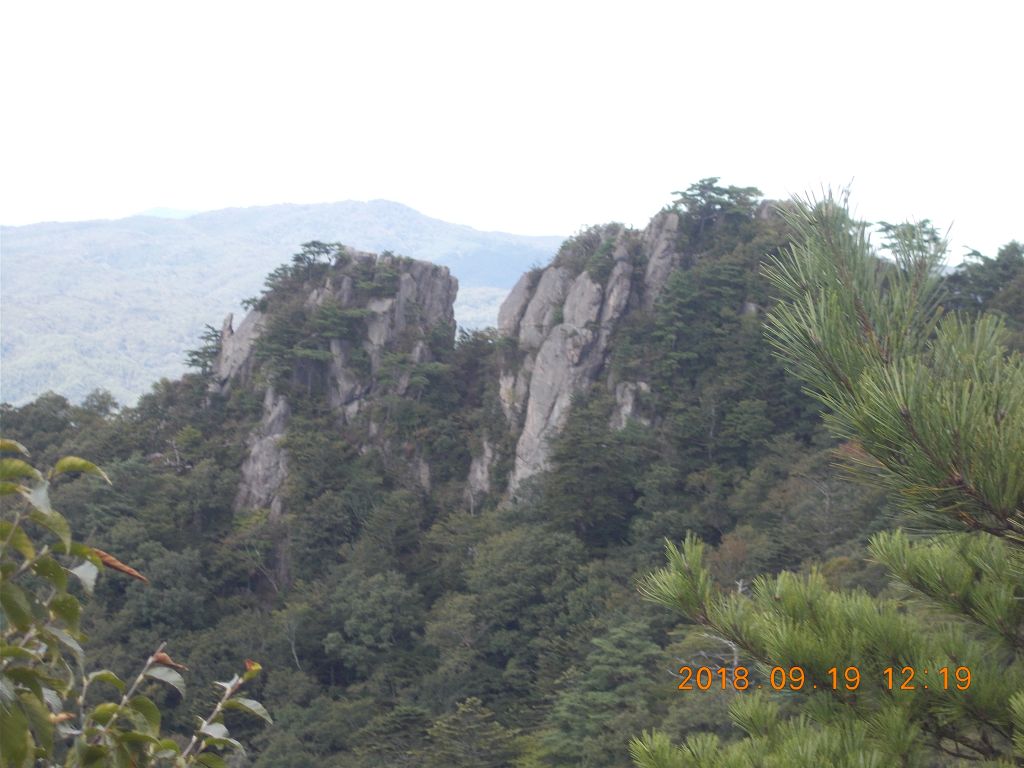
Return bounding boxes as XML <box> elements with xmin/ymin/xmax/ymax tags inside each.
<box><xmin>151</xmin><ymin>650</ymin><xmax>189</xmax><ymax>671</ymax></box>
<box><xmin>92</xmin><ymin>548</ymin><xmax>149</xmax><ymax>584</ymax></box>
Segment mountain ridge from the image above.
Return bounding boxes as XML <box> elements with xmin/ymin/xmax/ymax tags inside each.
<box><xmin>6</xmin><ymin>183</ymin><xmax>1020</xmax><ymax>765</ymax></box>
<box><xmin>0</xmin><ymin>200</ymin><xmax>563</xmax><ymax>406</ymax></box>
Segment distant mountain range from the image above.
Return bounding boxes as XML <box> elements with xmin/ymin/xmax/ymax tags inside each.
<box><xmin>0</xmin><ymin>201</ymin><xmax>564</xmax><ymax>406</ymax></box>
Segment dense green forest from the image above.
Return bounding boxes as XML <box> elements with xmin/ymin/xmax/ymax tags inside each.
<box><xmin>2</xmin><ymin>183</ymin><xmax>1022</xmax><ymax>766</ymax></box>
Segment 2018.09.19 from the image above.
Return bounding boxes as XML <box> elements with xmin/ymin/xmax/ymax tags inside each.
<box><xmin>676</xmin><ymin>665</ymin><xmax>972</xmax><ymax>691</ymax></box>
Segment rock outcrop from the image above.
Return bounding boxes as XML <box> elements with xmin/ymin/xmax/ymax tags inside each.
<box><xmin>216</xmin><ymin>213</ymin><xmax>684</xmax><ymax>508</ymax></box>
<box><xmin>234</xmin><ymin>386</ymin><xmax>291</xmax><ymax>519</ymax></box>
<box><xmin>212</xmin><ymin>310</ymin><xmax>266</xmax><ymax>393</ymax></box>
<box><xmin>214</xmin><ymin>249</ymin><xmax>458</xmax><ymax>515</ymax></box>
<box><xmin>494</xmin><ymin>214</ymin><xmax>682</xmax><ymax>489</ymax></box>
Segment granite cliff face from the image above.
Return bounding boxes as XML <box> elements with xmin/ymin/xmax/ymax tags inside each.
<box><xmin>213</xmin><ymin>211</ymin><xmax>687</xmax><ymax>514</ymax></box>
<box><xmin>212</xmin><ymin>249</ymin><xmax>458</xmax><ymax>518</ymax></box>
<box><xmin>495</xmin><ymin>212</ymin><xmax>682</xmax><ymax>488</ymax></box>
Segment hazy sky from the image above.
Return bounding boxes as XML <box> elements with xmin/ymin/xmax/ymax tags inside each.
<box><xmin>3</xmin><ymin>1</ymin><xmax>1020</xmax><ymax>260</ymax></box>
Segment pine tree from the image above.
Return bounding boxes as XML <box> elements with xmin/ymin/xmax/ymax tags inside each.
<box><xmin>425</xmin><ymin>697</ymin><xmax>519</xmax><ymax>768</ymax></box>
<box><xmin>630</xmin><ymin>194</ymin><xmax>1024</xmax><ymax>767</ymax></box>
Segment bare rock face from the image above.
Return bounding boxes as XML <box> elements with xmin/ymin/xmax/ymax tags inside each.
<box><xmin>227</xmin><ymin>251</ymin><xmax>458</xmax><ymax>514</ymax></box>
<box><xmin>223</xmin><ymin>213</ymin><xmax>685</xmax><ymax>512</ymax></box>
<box><xmin>490</xmin><ymin>216</ymin><xmax>684</xmax><ymax>490</ymax></box>
<box><xmin>332</xmin><ymin>254</ymin><xmax>458</xmax><ymax>420</ymax></box>
<box><xmin>497</xmin><ymin>272</ymin><xmax>537</xmax><ymax>336</ymax></box>
<box><xmin>601</xmin><ymin>248</ymin><xmax>634</xmax><ymax>326</ymax></box>
<box><xmin>610</xmin><ymin>381</ymin><xmax>651</xmax><ymax>430</ymax></box>
<box><xmin>466</xmin><ymin>438</ymin><xmax>494</xmax><ymax>503</ymax></box>
<box><xmin>641</xmin><ymin>211</ymin><xmax>680</xmax><ymax>310</ymax></box>
<box><xmin>234</xmin><ymin>386</ymin><xmax>290</xmax><ymax>519</ymax></box>
<box><xmin>517</xmin><ymin>267</ymin><xmax>571</xmax><ymax>351</ymax></box>
<box><xmin>512</xmin><ymin>324</ymin><xmax>605</xmax><ymax>484</ymax></box>
<box><xmin>212</xmin><ymin>310</ymin><xmax>266</xmax><ymax>393</ymax></box>
<box><xmin>563</xmin><ymin>272</ymin><xmax>602</xmax><ymax>329</ymax></box>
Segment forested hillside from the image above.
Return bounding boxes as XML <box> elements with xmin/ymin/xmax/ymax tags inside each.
<box><xmin>0</xmin><ymin>200</ymin><xmax>562</xmax><ymax>406</ymax></box>
<box><xmin>2</xmin><ymin>182</ymin><xmax>1022</xmax><ymax>766</ymax></box>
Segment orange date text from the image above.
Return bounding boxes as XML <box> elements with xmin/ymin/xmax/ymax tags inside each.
<box><xmin>675</xmin><ymin>665</ymin><xmax>972</xmax><ymax>691</ymax></box>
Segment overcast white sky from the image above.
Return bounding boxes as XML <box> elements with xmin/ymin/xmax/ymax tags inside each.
<box><xmin>2</xmin><ymin>1</ymin><xmax>1020</xmax><ymax>260</ymax></box>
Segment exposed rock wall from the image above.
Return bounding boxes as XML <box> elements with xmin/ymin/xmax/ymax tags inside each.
<box><xmin>214</xmin><ymin>250</ymin><xmax>458</xmax><ymax>515</ymax></box>
<box><xmin>212</xmin><ymin>310</ymin><xmax>266</xmax><ymax>393</ymax></box>
<box><xmin>234</xmin><ymin>386</ymin><xmax>290</xmax><ymax>520</ymax></box>
<box><xmin>216</xmin><ymin>215</ymin><xmax>682</xmax><ymax>509</ymax></box>
<box><xmin>495</xmin><ymin>213</ymin><xmax>681</xmax><ymax>489</ymax></box>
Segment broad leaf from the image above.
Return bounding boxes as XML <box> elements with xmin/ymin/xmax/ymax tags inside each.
<box><xmin>87</xmin><ymin>670</ymin><xmax>126</xmax><ymax>694</ymax></box>
<box><xmin>73</xmin><ymin>742</ymin><xmax>111</xmax><ymax>765</ymax></box>
<box><xmin>201</xmin><ymin>735</ymin><xmax>245</xmax><ymax>754</ymax></box>
<box><xmin>28</xmin><ymin>507</ymin><xmax>70</xmax><ymax>554</ymax></box>
<box><xmin>200</xmin><ymin>722</ymin><xmax>230</xmax><ymax>740</ymax></box>
<box><xmin>33</xmin><ymin>555</ymin><xmax>67</xmax><ymax>590</ymax></box>
<box><xmin>0</xmin><ymin>521</ymin><xmax>34</xmax><ymax>560</ymax></box>
<box><xmin>153</xmin><ymin>738</ymin><xmax>181</xmax><ymax>758</ymax></box>
<box><xmin>18</xmin><ymin>691</ymin><xmax>54</xmax><ymax>756</ymax></box>
<box><xmin>0</xmin><ymin>581</ymin><xmax>34</xmax><ymax>631</ymax></box>
<box><xmin>41</xmin><ymin>687</ymin><xmax>62</xmax><ymax>713</ymax></box>
<box><xmin>128</xmin><ymin>695</ymin><xmax>161</xmax><ymax>735</ymax></box>
<box><xmin>0</xmin><ymin>458</ymin><xmax>41</xmax><ymax>483</ymax></box>
<box><xmin>0</xmin><ymin>645</ymin><xmax>34</xmax><ymax>661</ymax></box>
<box><xmin>26</xmin><ymin>480</ymin><xmax>52</xmax><ymax>513</ymax></box>
<box><xmin>92</xmin><ymin>548</ymin><xmax>148</xmax><ymax>584</ymax></box>
<box><xmin>224</xmin><ymin>697</ymin><xmax>272</xmax><ymax>724</ymax></box>
<box><xmin>89</xmin><ymin>702</ymin><xmax>120</xmax><ymax>725</ymax></box>
<box><xmin>0</xmin><ymin>481</ymin><xmax>29</xmax><ymax>496</ymax></box>
<box><xmin>4</xmin><ymin>668</ymin><xmax>44</xmax><ymax>700</ymax></box>
<box><xmin>50</xmin><ymin>593</ymin><xmax>81</xmax><ymax>631</ymax></box>
<box><xmin>0</xmin><ymin>699</ymin><xmax>30</xmax><ymax>768</ymax></box>
<box><xmin>144</xmin><ymin>665</ymin><xmax>185</xmax><ymax>697</ymax></box>
<box><xmin>50</xmin><ymin>457</ymin><xmax>111</xmax><ymax>485</ymax></box>
<box><xmin>0</xmin><ymin>439</ymin><xmax>29</xmax><ymax>456</ymax></box>
<box><xmin>117</xmin><ymin>730</ymin><xmax>159</xmax><ymax>746</ymax></box>
<box><xmin>48</xmin><ymin>627</ymin><xmax>84</xmax><ymax>665</ymax></box>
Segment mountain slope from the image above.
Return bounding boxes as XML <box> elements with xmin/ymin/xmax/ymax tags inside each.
<box><xmin>7</xmin><ymin>184</ymin><xmax>1018</xmax><ymax>766</ymax></box>
<box><xmin>0</xmin><ymin>200</ymin><xmax>562</xmax><ymax>405</ymax></box>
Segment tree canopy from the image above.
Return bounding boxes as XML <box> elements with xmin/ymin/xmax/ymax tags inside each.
<box><xmin>631</xmin><ymin>194</ymin><xmax>1024</xmax><ymax>767</ymax></box>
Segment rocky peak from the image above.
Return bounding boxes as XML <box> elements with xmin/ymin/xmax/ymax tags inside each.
<box><xmin>494</xmin><ymin>213</ymin><xmax>683</xmax><ymax>489</ymax></box>
<box><xmin>212</xmin><ymin>310</ymin><xmax>266</xmax><ymax>393</ymax></box>
<box><xmin>212</xmin><ymin>207</ymin><xmax>699</xmax><ymax>512</ymax></box>
<box><xmin>216</xmin><ymin>249</ymin><xmax>458</xmax><ymax>516</ymax></box>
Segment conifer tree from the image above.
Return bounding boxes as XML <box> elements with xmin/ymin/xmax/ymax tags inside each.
<box><xmin>630</xmin><ymin>194</ymin><xmax>1024</xmax><ymax>767</ymax></box>
<box><xmin>425</xmin><ymin>697</ymin><xmax>519</xmax><ymax>768</ymax></box>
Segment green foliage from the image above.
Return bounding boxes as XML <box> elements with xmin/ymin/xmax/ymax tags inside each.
<box><xmin>633</xmin><ymin>193</ymin><xmax>1024</xmax><ymax>766</ymax></box>
<box><xmin>0</xmin><ymin>441</ymin><xmax>269</xmax><ymax>766</ymax></box>
<box><xmin>322</xmin><ymin>569</ymin><xmax>425</xmax><ymax>679</ymax></box>
<box><xmin>553</xmin><ymin>224</ymin><xmax>623</xmax><ymax>280</ymax></box>
<box><xmin>350</xmin><ymin>705</ymin><xmax>431</xmax><ymax>767</ymax></box>
<box><xmin>426</xmin><ymin>697</ymin><xmax>520</xmax><ymax>767</ymax></box>
<box><xmin>7</xmin><ymin>185</ymin><xmax>1018</xmax><ymax>766</ymax></box>
<box><xmin>764</xmin><ymin>197</ymin><xmax>1023</xmax><ymax>542</ymax></box>
<box><xmin>541</xmin><ymin>619</ymin><xmax>669</xmax><ymax>767</ymax></box>
<box><xmin>543</xmin><ymin>390</ymin><xmax>651</xmax><ymax>547</ymax></box>
<box><xmin>261</xmin><ymin>241</ymin><xmax>343</xmax><ymax>298</ymax></box>
<box><xmin>352</xmin><ymin>259</ymin><xmax>401</xmax><ymax>298</ymax></box>
<box><xmin>670</xmin><ymin>177</ymin><xmax>763</xmax><ymax>254</ymax></box>
<box><xmin>184</xmin><ymin>325</ymin><xmax>222</xmax><ymax>379</ymax></box>
<box><xmin>947</xmin><ymin>240</ymin><xmax>1024</xmax><ymax>350</ymax></box>
<box><xmin>254</xmin><ymin>298</ymin><xmax>371</xmax><ymax>394</ymax></box>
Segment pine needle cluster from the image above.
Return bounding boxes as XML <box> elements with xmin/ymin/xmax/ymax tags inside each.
<box><xmin>632</xmin><ymin>193</ymin><xmax>1024</xmax><ymax>766</ymax></box>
